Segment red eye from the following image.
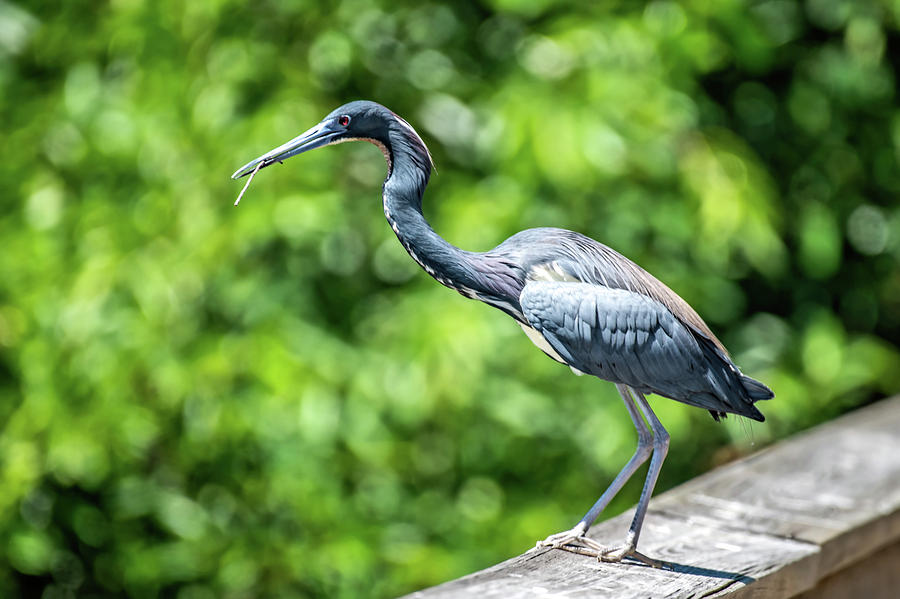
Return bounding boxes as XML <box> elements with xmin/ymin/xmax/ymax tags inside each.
<box><xmin>338</xmin><ymin>115</ymin><xmax>350</xmax><ymax>127</ymax></box>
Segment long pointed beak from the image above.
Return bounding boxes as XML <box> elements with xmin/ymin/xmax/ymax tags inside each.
<box><xmin>231</xmin><ymin>120</ymin><xmax>342</xmax><ymax>179</ymax></box>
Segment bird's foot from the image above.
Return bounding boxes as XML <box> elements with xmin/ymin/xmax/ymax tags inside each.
<box><xmin>599</xmin><ymin>544</ymin><xmax>664</xmax><ymax>568</ymax></box>
<box><xmin>535</xmin><ymin>525</ymin><xmax>606</xmax><ymax>556</ymax></box>
<box><xmin>537</xmin><ymin>528</ymin><xmax>664</xmax><ymax>568</ymax></box>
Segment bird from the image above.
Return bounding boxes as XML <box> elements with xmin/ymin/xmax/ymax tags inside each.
<box><xmin>231</xmin><ymin>100</ymin><xmax>774</xmax><ymax>566</ymax></box>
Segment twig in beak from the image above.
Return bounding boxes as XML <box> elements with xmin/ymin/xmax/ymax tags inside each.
<box><xmin>234</xmin><ymin>161</ymin><xmax>264</xmax><ymax>206</ymax></box>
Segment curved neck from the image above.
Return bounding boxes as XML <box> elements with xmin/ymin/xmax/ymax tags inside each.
<box><xmin>381</xmin><ymin>139</ymin><xmax>472</xmax><ymax>291</ymax></box>
<box><xmin>378</xmin><ymin>125</ymin><xmax>524</xmax><ymax>318</ymax></box>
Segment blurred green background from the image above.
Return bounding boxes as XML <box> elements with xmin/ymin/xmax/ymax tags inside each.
<box><xmin>2</xmin><ymin>0</ymin><xmax>900</xmax><ymax>597</ymax></box>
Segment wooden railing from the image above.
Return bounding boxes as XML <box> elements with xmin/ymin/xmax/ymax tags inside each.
<box><xmin>405</xmin><ymin>396</ymin><xmax>900</xmax><ymax>598</ymax></box>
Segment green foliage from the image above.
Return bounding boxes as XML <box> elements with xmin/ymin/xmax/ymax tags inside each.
<box><xmin>2</xmin><ymin>0</ymin><xmax>899</xmax><ymax>596</ymax></box>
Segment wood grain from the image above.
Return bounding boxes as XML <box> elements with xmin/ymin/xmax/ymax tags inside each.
<box><xmin>405</xmin><ymin>397</ymin><xmax>900</xmax><ymax>598</ymax></box>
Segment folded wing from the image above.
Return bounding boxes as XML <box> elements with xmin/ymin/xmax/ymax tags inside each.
<box><xmin>519</xmin><ymin>280</ymin><xmax>770</xmax><ymax>421</ymax></box>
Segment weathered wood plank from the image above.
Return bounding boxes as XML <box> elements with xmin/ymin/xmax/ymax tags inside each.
<box><xmin>405</xmin><ymin>397</ymin><xmax>900</xmax><ymax>598</ymax></box>
<box><xmin>793</xmin><ymin>539</ymin><xmax>900</xmax><ymax>599</ymax></box>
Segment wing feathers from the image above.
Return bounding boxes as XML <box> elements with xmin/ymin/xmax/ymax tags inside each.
<box><xmin>520</xmin><ymin>280</ymin><xmax>768</xmax><ymax>420</ymax></box>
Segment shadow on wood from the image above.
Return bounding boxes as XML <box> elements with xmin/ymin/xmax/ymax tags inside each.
<box><xmin>405</xmin><ymin>397</ymin><xmax>900</xmax><ymax>599</ymax></box>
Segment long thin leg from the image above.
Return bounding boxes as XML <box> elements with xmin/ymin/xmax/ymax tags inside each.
<box><xmin>601</xmin><ymin>389</ymin><xmax>669</xmax><ymax>565</ymax></box>
<box><xmin>537</xmin><ymin>384</ymin><xmax>654</xmax><ymax>552</ymax></box>
<box><xmin>578</xmin><ymin>385</ymin><xmax>654</xmax><ymax>528</ymax></box>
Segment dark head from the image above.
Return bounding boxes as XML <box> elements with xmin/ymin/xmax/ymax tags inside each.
<box><xmin>231</xmin><ymin>100</ymin><xmax>433</xmax><ymax>181</ymax></box>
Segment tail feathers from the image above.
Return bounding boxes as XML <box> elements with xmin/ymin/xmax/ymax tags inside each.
<box><xmin>693</xmin><ymin>335</ymin><xmax>773</xmax><ymax>422</ymax></box>
<box><xmin>741</xmin><ymin>374</ymin><xmax>775</xmax><ymax>401</ymax></box>
<box><xmin>702</xmin><ymin>367</ymin><xmax>771</xmax><ymax>423</ymax></box>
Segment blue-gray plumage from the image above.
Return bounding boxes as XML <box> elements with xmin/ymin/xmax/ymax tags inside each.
<box><xmin>232</xmin><ymin>100</ymin><xmax>774</xmax><ymax>566</ymax></box>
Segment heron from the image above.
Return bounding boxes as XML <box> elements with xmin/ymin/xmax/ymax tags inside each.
<box><xmin>231</xmin><ymin>100</ymin><xmax>774</xmax><ymax>566</ymax></box>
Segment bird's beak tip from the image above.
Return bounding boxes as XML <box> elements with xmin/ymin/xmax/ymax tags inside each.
<box><xmin>231</xmin><ymin>159</ymin><xmax>264</xmax><ymax>180</ymax></box>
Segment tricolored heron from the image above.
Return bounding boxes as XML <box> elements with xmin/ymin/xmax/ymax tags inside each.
<box><xmin>232</xmin><ymin>100</ymin><xmax>774</xmax><ymax>565</ymax></box>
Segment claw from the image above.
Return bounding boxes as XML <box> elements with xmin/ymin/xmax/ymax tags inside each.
<box><xmin>536</xmin><ymin>525</ymin><xmax>606</xmax><ymax>557</ymax></box>
<box><xmin>536</xmin><ymin>523</ymin><xmax>587</xmax><ymax>548</ymax></box>
<box><xmin>599</xmin><ymin>545</ymin><xmax>664</xmax><ymax>568</ymax></box>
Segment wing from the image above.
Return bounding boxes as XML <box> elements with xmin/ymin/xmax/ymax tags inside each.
<box><xmin>491</xmin><ymin>228</ymin><xmax>728</xmax><ymax>356</ymax></box>
<box><xmin>519</xmin><ymin>280</ymin><xmax>765</xmax><ymax>420</ymax></box>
